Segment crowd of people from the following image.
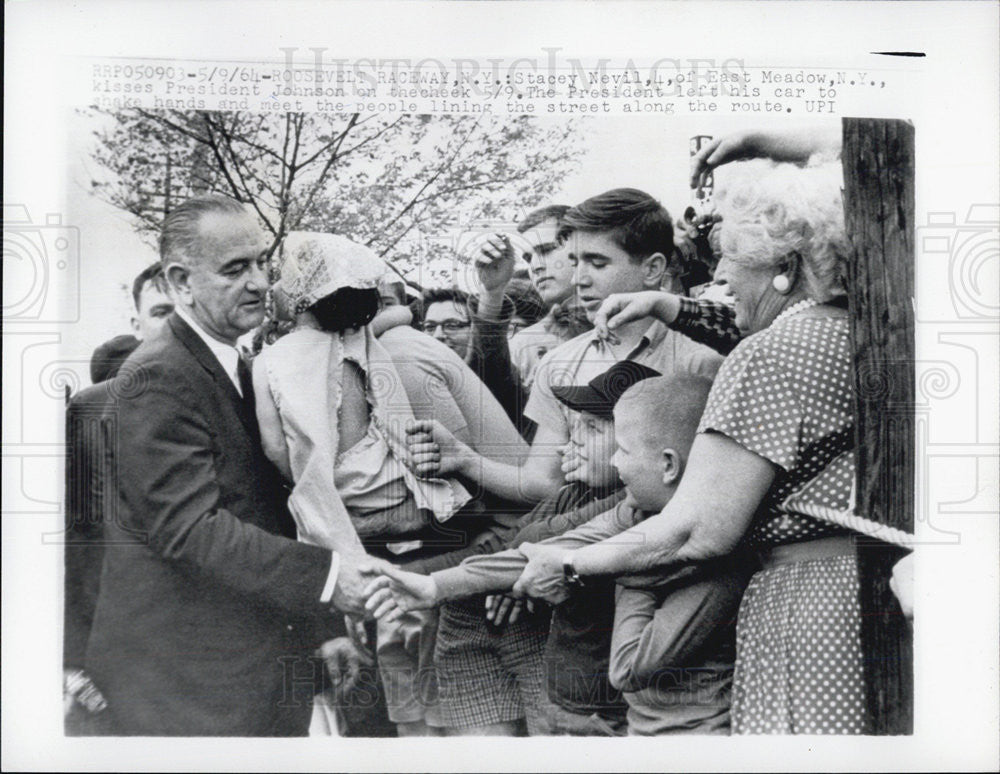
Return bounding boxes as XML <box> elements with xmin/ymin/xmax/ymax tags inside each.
<box><xmin>64</xmin><ymin>126</ymin><xmax>915</xmax><ymax>738</ymax></box>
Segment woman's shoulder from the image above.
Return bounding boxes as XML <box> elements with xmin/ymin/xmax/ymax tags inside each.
<box><xmin>738</xmin><ymin>314</ymin><xmax>847</xmax><ymax>358</ymax></box>
<box><xmin>261</xmin><ymin>327</ymin><xmax>330</xmax><ymax>352</ymax></box>
<box><xmin>772</xmin><ymin>314</ymin><xmax>851</xmax><ymax>366</ymax></box>
<box><xmin>255</xmin><ymin>328</ymin><xmax>335</xmax><ymax>379</ymax></box>
<box><xmin>716</xmin><ymin>315</ymin><xmax>848</xmax><ymax>390</ymax></box>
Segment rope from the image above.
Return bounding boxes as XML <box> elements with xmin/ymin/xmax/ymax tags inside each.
<box><xmin>792</xmin><ymin>502</ymin><xmax>915</xmax><ymax>549</ymax></box>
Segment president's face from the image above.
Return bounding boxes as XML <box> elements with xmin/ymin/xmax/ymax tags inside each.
<box><xmin>181</xmin><ymin>211</ymin><xmax>270</xmax><ymax>344</ymax></box>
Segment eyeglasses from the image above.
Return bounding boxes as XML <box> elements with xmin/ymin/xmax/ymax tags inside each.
<box><xmin>420</xmin><ymin>319</ymin><xmax>470</xmax><ymax>334</ymax></box>
<box><xmin>507</xmin><ymin>320</ymin><xmax>529</xmax><ymax>338</ymax></box>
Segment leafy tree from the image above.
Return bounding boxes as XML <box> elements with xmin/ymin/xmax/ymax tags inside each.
<box><xmin>85</xmin><ymin>109</ymin><xmax>584</xmax><ymax>284</ymax></box>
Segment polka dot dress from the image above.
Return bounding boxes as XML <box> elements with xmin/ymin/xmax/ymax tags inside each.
<box><xmin>731</xmin><ymin>555</ymin><xmax>866</xmax><ymax>734</ymax></box>
<box><xmin>699</xmin><ymin>314</ymin><xmax>867</xmax><ymax>734</ymax></box>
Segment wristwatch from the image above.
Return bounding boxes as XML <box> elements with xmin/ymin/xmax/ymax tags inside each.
<box><xmin>562</xmin><ymin>553</ymin><xmax>585</xmax><ymax>589</ymax></box>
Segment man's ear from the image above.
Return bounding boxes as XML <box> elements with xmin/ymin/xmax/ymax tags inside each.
<box><xmin>661</xmin><ymin>448</ymin><xmax>683</xmax><ymax>486</ymax></box>
<box><xmin>642</xmin><ymin>252</ymin><xmax>668</xmax><ymax>289</ymax></box>
<box><xmin>130</xmin><ymin>316</ymin><xmax>141</xmax><ymax>336</ymax></box>
<box><xmin>165</xmin><ymin>262</ymin><xmax>193</xmax><ymax>306</ymax></box>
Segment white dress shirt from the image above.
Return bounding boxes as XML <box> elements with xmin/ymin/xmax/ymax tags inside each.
<box><xmin>174</xmin><ymin>307</ymin><xmax>340</xmax><ymax>603</ymax></box>
<box><xmin>175</xmin><ymin>307</ymin><xmax>244</xmax><ymax>395</ymax></box>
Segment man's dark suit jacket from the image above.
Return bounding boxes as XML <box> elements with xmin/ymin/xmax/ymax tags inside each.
<box><xmin>85</xmin><ymin>313</ymin><xmax>338</xmax><ymax>736</ymax></box>
<box><xmin>65</xmin><ymin>380</ymin><xmax>120</xmax><ymax>672</ymax></box>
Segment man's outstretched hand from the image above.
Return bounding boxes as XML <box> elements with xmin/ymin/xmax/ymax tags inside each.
<box><xmin>593</xmin><ymin>291</ymin><xmax>679</xmax><ymax>344</ymax></box>
<box><xmin>332</xmin><ymin>554</ymin><xmax>397</xmax><ymax>616</ymax></box>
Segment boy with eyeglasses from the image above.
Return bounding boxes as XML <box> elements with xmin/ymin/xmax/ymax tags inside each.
<box><xmin>421</xmin><ymin>288</ymin><xmax>473</xmax><ymax>358</ymax></box>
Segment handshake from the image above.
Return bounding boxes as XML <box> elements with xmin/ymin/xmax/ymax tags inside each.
<box><xmin>348</xmin><ymin>542</ymin><xmax>573</xmax><ymax>624</ymax></box>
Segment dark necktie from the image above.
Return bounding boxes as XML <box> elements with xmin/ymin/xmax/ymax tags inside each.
<box><xmin>236</xmin><ymin>356</ymin><xmax>255</xmax><ymax>414</ymax></box>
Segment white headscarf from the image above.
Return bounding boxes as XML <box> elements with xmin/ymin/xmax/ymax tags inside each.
<box><xmin>275</xmin><ymin>232</ymin><xmax>384</xmax><ymax>315</ymax></box>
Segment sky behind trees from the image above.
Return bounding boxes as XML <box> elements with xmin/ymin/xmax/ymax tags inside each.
<box><xmin>64</xmin><ymin>111</ymin><xmax>774</xmax><ymax>363</ymax></box>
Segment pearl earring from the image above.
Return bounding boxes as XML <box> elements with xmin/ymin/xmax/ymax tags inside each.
<box><xmin>772</xmin><ymin>274</ymin><xmax>791</xmax><ymax>294</ymax></box>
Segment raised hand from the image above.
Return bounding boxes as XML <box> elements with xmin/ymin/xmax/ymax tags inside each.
<box><xmin>558</xmin><ymin>437</ymin><xmax>582</xmax><ymax>482</ymax></box>
<box><xmin>689</xmin><ymin>131</ymin><xmax>757</xmax><ymax>190</ymax></box>
<box><xmin>593</xmin><ymin>291</ymin><xmax>679</xmax><ymax>343</ymax></box>
<box><xmin>405</xmin><ymin>418</ymin><xmax>470</xmax><ymax>478</ymax></box>
<box><xmin>512</xmin><ymin>542</ymin><xmax>571</xmax><ymax>605</ymax></box>
<box><xmin>475</xmin><ymin>233</ymin><xmax>517</xmax><ymax>294</ymax></box>
<box><xmin>689</xmin><ymin>127</ymin><xmax>843</xmax><ymax>189</ymax></box>
<box><xmin>363</xmin><ymin>563</ymin><xmax>440</xmax><ymax>622</ymax></box>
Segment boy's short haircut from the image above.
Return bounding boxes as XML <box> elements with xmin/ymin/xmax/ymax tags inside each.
<box><xmin>517</xmin><ymin>204</ymin><xmax>571</xmax><ymax>234</ymax></box>
<box><xmin>381</xmin><ymin>281</ymin><xmax>407</xmax><ymax>306</ymax></box>
<box><xmin>561</xmin><ymin>188</ymin><xmax>674</xmax><ymax>264</ymax></box>
<box><xmin>615</xmin><ymin>374</ymin><xmax>713</xmax><ymax>452</ymax></box>
<box><xmin>131</xmin><ymin>262</ymin><xmax>170</xmax><ymax>311</ymax></box>
<box><xmin>422</xmin><ymin>287</ymin><xmax>471</xmax><ymax>309</ymax></box>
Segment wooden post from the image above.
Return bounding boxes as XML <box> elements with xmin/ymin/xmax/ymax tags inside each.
<box><xmin>842</xmin><ymin>118</ymin><xmax>915</xmax><ymax>734</ymax></box>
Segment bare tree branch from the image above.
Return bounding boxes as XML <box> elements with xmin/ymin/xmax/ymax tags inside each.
<box><xmin>370</xmin><ymin>114</ymin><xmax>487</xmax><ymax>245</ymax></box>
<box><xmin>291</xmin><ymin>113</ymin><xmax>361</xmax><ymax>232</ymax></box>
<box><xmin>200</xmin><ymin>113</ymin><xmax>277</xmax><ymax>233</ymax></box>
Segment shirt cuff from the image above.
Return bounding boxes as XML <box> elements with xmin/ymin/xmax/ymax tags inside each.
<box><xmin>672</xmin><ymin>295</ymin><xmax>702</xmax><ymax>329</ymax></box>
<box><xmin>319</xmin><ymin>551</ymin><xmax>341</xmax><ymax>604</ymax></box>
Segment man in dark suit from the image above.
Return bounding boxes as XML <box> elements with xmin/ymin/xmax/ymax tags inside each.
<box><xmin>85</xmin><ymin>195</ymin><xmax>380</xmax><ymax>736</ymax></box>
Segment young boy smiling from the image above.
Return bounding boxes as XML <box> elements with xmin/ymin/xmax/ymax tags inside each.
<box><xmin>412</xmin><ymin>361</ymin><xmax>659</xmax><ymax>736</ymax></box>
<box><xmin>368</xmin><ymin>374</ymin><xmax>752</xmax><ymax>735</ymax></box>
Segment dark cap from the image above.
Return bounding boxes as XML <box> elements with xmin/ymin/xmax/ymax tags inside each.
<box><xmin>552</xmin><ymin>360</ymin><xmax>662</xmax><ymax>420</ymax></box>
<box><xmin>89</xmin><ymin>334</ymin><xmax>140</xmax><ymax>384</ymax></box>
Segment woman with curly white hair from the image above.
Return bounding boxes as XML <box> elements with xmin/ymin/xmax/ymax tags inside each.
<box><xmin>495</xmin><ymin>137</ymin><xmax>905</xmax><ymax>734</ymax></box>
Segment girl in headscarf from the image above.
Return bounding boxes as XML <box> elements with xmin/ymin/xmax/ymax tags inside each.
<box><xmin>254</xmin><ymin>232</ymin><xmax>472</xmax><ymax>735</ymax></box>
<box><xmin>255</xmin><ymin>232</ymin><xmax>471</xmax><ymax>555</ymax></box>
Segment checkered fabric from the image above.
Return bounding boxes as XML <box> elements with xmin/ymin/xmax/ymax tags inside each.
<box><xmin>674</xmin><ymin>296</ymin><xmax>741</xmax><ymax>355</ymax></box>
<box><xmin>433</xmin><ymin>597</ymin><xmax>550</xmax><ymax>734</ymax></box>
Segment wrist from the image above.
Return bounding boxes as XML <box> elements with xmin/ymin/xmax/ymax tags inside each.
<box><xmin>562</xmin><ymin>552</ymin><xmax>585</xmax><ymax>589</ymax></box>
<box><xmin>657</xmin><ymin>293</ymin><xmax>681</xmax><ymax>324</ymax></box>
<box><xmin>429</xmin><ymin>568</ymin><xmax>464</xmax><ymax>602</ymax></box>
<box><xmin>454</xmin><ymin>442</ymin><xmax>476</xmax><ymax>476</ymax></box>
<box><xmin>476</xmin><ymin>290</ymin><xmax>509</xmax><ymax>322</ymax></box>
<box><xmin>571</xmin><ymin>545</ymin><xmax>595</xmax><ymax>577</ymax></box>
<box><xmin>481</xmin><ymin>284</ymin><xmax>507</xmax><ymax>300</ymax></box>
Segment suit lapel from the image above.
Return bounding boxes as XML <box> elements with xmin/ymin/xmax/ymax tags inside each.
<box><xmin>167</xmin><ymin>314</ymin><xmax>258</xmax><ymax>437</ymax></box>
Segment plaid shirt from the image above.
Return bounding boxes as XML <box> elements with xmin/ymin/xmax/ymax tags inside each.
<box><xmin>673</xmin><ymin>296</ymin><xmax>742</xmax><ymax>355</ymax></box>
